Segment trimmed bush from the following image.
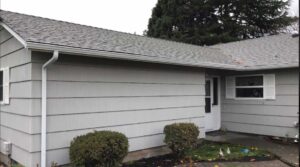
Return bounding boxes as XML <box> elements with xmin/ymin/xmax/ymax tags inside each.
<box><xmin>164</xmin><ymin>123</ymin><xmax>199</xmax><ymax>157</ymax></box>
<box><xmin>69</xmin><ymin>131</ymin><xmax>129</xmax><ymax>167</ymax></box>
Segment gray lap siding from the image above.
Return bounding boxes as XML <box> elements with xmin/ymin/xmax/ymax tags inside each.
<box><xmin>0</xmin><ymin>29</ymin><xmax>36</xmax><ymax>167</ymax></box>
<box><xmin>29</xmin><ymin>52</ymin><xmax>206</xmax><ymax>166</ymax></box>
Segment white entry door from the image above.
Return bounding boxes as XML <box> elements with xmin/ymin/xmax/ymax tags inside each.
<box><xmin>205</xmin><ymin>77</ymin><xmax>221</xmax><ymax>132</ymax></box>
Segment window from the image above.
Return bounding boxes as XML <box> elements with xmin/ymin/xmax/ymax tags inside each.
<box><xmin>205</xmin><ymin>80</ymin><xmax>211</xmax><ymax>113</ymax></box>
<box><xmin>212</xmin><ymin>77</ymin><xmax>218</xmax><ymax>105</ymax></box>
<box><xmin>0</xmin><ymin>71</ymin><xmax>3</xmax><ymax>101</ymax></box>
<box><xmin>0</xmin><ymin>68</ymin><xmax>10</xmax><ymax>104</ymax></box>
<box><xmin>226</xmin><ymin>74</ymin><xmax>275</xmax><ymax>99</ymax></box>
<box><xmin>235</xmin><ymin>76</ymin><xmax>263</xmax><ymax>98</ymax></box>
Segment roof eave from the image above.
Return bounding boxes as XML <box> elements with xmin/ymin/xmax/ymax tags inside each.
<box><xmin>27</xmin><ymin>42</ymin><xmax>298</xmax><ymax>71</ymax></box>
<box><xmin>241</xmin><ymin>64</ymin><xmax>299</xmax><ymax>71</ymax></box>
<box><xmin>26</xmin><ymin>41</ymin><xmax>243</xmax><ymax>71</ymax></box>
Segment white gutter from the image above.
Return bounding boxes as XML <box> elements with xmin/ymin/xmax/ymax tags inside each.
<box><xmin>41</xmin><ymin>50</ymin><xmax>59</xmax><ymax>167</ymax></box>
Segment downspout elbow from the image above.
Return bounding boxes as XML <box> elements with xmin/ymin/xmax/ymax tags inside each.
<box><xmin>43</xmin><ymin>50</ymin><xmax>59</xmax><ymax>69</ymax></box>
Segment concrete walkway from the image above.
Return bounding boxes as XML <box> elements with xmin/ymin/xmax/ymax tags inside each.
<box><xmin>206</xmin><ymin>132</ymin><xmax>299</xmax><ymax>167</ymax></box>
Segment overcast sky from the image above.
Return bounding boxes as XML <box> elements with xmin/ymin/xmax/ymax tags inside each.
<box><xmin>1</xmin><ymin>0</ymin><xmax>298</xmax><ymax>35</ymax></box>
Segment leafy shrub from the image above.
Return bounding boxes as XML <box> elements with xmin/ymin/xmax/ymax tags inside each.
<box><xmin>164</xmin><ymin>123</ymin><xmax>199</xmax><ymax>157</ymax></box>
<box><xmin>69</xmin><ymin>131</ymin><xmax>129</xmax><ymax>167</ymax></box>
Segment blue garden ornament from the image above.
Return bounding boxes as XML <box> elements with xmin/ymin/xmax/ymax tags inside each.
<box><xmin>241</xmin><ymin>148</ymin><xmax>249</xmax><ymax>154</ymax></box>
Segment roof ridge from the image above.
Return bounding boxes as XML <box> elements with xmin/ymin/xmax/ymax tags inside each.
<box><xmin>0</xmin><ymin>9</ymin><xmax>217</xmax><ymax>50</ymax></box>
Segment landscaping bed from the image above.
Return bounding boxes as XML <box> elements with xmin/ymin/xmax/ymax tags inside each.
<box><xmin>123</xmin><ymin>140</ymin><xmax>275</xmax><ymax>167</ymax></box>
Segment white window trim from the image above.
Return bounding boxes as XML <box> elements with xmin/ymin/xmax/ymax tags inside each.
<box><xmin>229</xmin><ymin>74</ymin><xmax>270</xmax><ymax>100</ymax></box>
<box><xmin>0</xmin><ymin>67</ymin><xmax>10</xmax><ymax>105</ymax></box>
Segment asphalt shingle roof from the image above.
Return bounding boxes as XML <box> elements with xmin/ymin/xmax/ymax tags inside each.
<box><xmin>0</xmin><ymin>10</ymin><xmax>298</xmax><ymax>70</ymax></box>
<box><xmin>211</xmin><ymin>34</ymin><xmax>299</xmax><ymax>68</ymax></box>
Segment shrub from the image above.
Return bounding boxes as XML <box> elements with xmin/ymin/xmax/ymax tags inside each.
<box><xmin>164</xmin><ymin>123</ymin><xmax>199</xmax><ymax>157</ymax></box>
<box><xmin>69</xmin><ymin>131</ymin><xmax>129</xmax><ymax>167</ymax></box>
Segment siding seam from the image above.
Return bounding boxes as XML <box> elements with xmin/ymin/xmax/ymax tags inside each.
<box><xmin>0</xmin><ymin>105</ymin><xmax>205</xmax><ymax>117</ymax></box>
<box><xmin>0</xmin><ymin>47</ymin><xmax>24</xmax><ymax>58</ymax></box>
<box><xmin>222</xmin><ymin>103</ymin><xmax>298</xmax><ymax>107</ymax></box>
<box><xmin>25</xmin><ymin>127</ymin><xmax>207</xmax><ymax>153</ymax></box>
<box><xmin>222</xmin><ymin>121</ymin><xmax>296</xmax><ymax>128</ymax></box>
<box><xmin>9</xmin><ymin>95</ymin><xmax>205</xmax><ymax>99</ymax></box>
<box><xmin>1</xmin><ymin>116</ymin><xmax>205</xmax><ymax>135</ymax></box>
<box><xmin>25</xmin><ymin>79</ymin><xmax>205</xmax><ymax>86</ymax></box>
<box><xmin>9</xmin><ymin>62</ymin><xmax>32</xmax><ymax>70</ymax></box>
<box><xmin>40</xmin><ymin>116</ymin><xmax>205</xmax><ymax>134</ymax></box>
<box><xmin>0</xmin><ymin>36</ymin><xmax>13</xmax><ymax>45</ymax></box>
<box><xmin>222</xmin><ymin>112</ymin><xmax>298</xmax><ymax>117</ymax></box>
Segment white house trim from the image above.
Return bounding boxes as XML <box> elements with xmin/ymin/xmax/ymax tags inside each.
<box><xmin>0</xmin><ymin>67</ymin><xmax>10</xmax><ymax>105</ymax></box>
<box><xmin>0</xmin><ymin>22</ymin><xmax>27</xmax><ymax>48</ymax></box>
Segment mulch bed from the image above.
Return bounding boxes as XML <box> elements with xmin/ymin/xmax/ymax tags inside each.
<box><xmin>123</xmin><ymin>153</ymin><xmax>276</xmax><ymax>167</ymax></box>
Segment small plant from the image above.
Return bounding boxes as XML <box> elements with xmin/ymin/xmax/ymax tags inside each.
<box><xmin>164</xmin><ymin>123</ymin><xmax>199</xmax><ymax>157</ymax></box>
<box><xmin>69</xmin><ymin>130</ymin><xmax>129</xmax><ymax>167</ymax></box>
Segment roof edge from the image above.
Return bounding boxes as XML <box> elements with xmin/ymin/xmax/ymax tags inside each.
<box><xmin>27</xmin><ymin>41</ymin><xmax>298</xmax><ymax>71</ymax></box>
<box><xmin>26</xmin><ymin>41</ymin><xmax>242</xmax><ymax>71</ymax></box>
<box><xmin>242</xmin><ymin>64</ymin><xmax>299</xmax><ymax>71</ymax></box>
<box><xmin>0</xmin><ymin>22</ymin><xmax>27</xmax><ymax>48</ymax></box>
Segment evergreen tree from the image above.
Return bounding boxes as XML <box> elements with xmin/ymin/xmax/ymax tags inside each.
<box><xmin>146</xmin><ymin>0</ymin><xmax>296</xmax><ymax>45</ymax></box>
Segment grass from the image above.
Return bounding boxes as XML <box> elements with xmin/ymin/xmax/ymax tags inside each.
<box><xmin>186</xmin><ymin>140</ymin><xmax>273</xmax><ymax>161</ymax></box>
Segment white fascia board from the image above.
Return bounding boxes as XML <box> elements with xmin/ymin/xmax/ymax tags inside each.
<box><xmin>0</xmin><ymin>22</ymin><xmax>27</xmax><ymax>48</ymax></box>
<box><xmin>26</xmin><ymin>41</ymin><xmax>242</xmax><ymax>71</ymax></box>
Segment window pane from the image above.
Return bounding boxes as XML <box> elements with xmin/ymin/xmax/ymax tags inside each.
<box><xmin>213</xmin><ymin>78</ymin><xmax>218</xmax><ymax>105</ymax></box>
<box><xmin>236</xmin><ymin>76</ymin><xmax>263</xmax><ymax>86</ymax></box>
<box><xmin>236</xmin><ymin>88</ymin><xmax>263</xmax><ymax>98</ymax></box>
<box><xmin>0</xmin><ymin>71</ymin><xmax>2</xmax><ymax>86</ymax></box>
<box><xmin>205</xmin><ymin>80</ymin><xmax>210</xmax><ymax>96</ymax></box>
<box><xmin>0</xmin><ymin>71</ymin><xmax>2</xmax><ymax>101</ymax></box>
<box><xmin>205</xmin><ymin>98</ymin><xmax>211</xmax><ymax>113</ymax></box>
<box><xmin>0</xmin><ymin>86</ymin><xmax>2</xmax><ymax>101</ymax></box>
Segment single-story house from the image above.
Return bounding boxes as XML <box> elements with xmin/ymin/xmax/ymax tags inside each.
<box><xmin>0</xmin><ymin>10</ymin><xmax>298</xmax><ymax>167</ymax></box>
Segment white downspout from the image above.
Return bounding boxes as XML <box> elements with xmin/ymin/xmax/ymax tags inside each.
<box><xmin>41</xmin><ymin>50</ymin><xmax>59</xmax><ymax>167</ymax></box>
